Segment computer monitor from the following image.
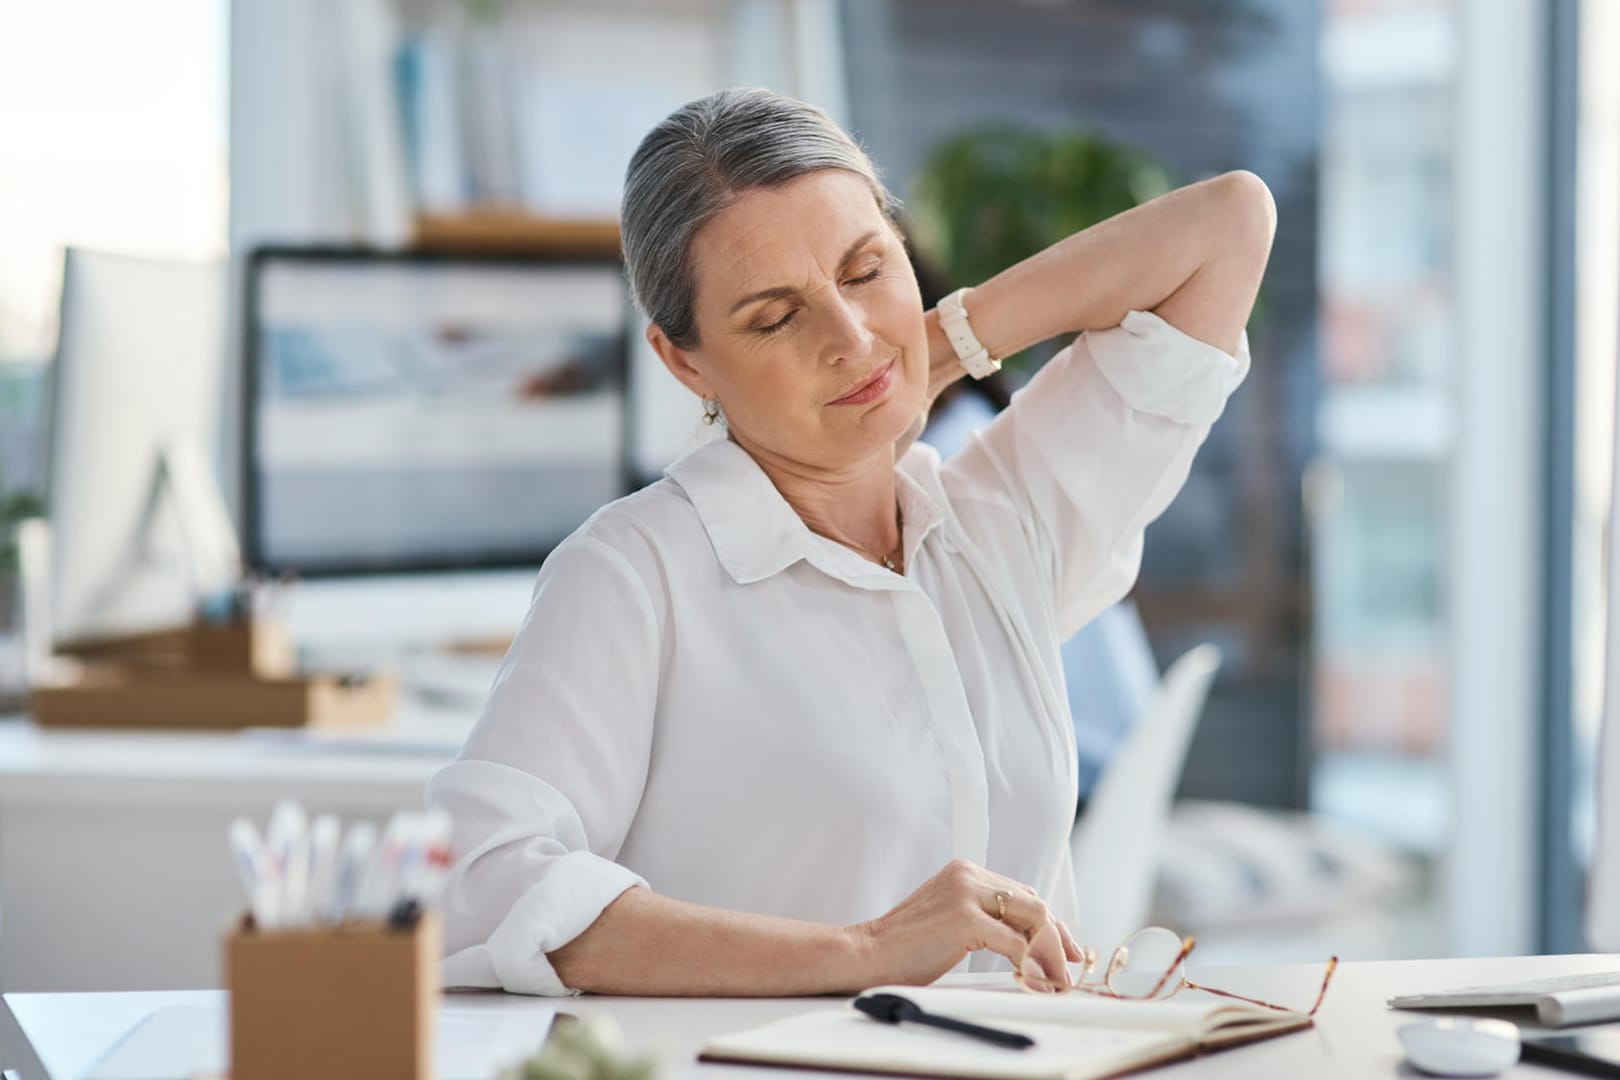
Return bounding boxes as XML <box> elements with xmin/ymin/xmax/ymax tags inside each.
<box><xmin>242</xmin><ymin>249</ymin><xmax>632</xmax><ymax>576</ymax></box>
<box><xmin>45</xmin><ymin>248</ymin><xmax>234</xmax><ymax>648</ymax></box>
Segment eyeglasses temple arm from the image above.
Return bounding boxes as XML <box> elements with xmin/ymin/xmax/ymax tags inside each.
<box><xmin>1184</xmin><ymin>956</ymin><xmax>1340</xmax><ymax>1018</ymax></box>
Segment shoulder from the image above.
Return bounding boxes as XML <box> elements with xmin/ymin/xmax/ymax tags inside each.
<box><xmin>576</xmin><ymin>477</ymin><xmax>705</xmax><ymax>550</ymax></box>
<box><xmin>542</xmin><ymin>478</ymin><xmax>710</xmax><ymax>598</ymax></box>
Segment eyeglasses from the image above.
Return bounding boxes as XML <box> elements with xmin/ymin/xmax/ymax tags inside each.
<box><xmin>1014</xmin><ymin>924</ymin><xmax>1338</xmax><ymax>1018</ymax></box>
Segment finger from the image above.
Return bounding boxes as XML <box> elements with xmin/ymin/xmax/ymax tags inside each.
<box><xmin>974</xmin><ymin>913</ymin><xmax>1050</xmax><ymax>986</ymax></box>
<box><xmin>974</xmin><ymin>874</ymin><xmax>1024</xmax><ymax>922</ymax></box>
<box><xmin>984</xmin><ymin>887</ymin><xmax>1047</xmax><ymax>940</ymax></box>
<box><xmin>970</xmin><ymin>873</ymin><xmax>1072</xmax><ymax>987</ymax></box>
<box><xmin>1022</xmin><ymin>920</ymin><xmax>1073</xmax><ymax>990</ymax></box>
<box><xmin>1057</xmin><ymin>921</ymin><xmax>1085</xmax><ymax>963</ymax></box>
<box><xmin>984</xmin><ymin>887</ymin><xmax>1071</xmax><ymax>990</ymax></box>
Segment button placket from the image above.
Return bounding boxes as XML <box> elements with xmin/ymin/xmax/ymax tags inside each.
<box><xmin>890</xmin><ymin>588</ymin><xmax>990</xmax><ymax>867</ymax></box>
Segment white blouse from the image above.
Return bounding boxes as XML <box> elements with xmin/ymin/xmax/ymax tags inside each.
<box><xmin>427</xmin><ymin>310</ymin><xmax>1250</xmax><ymax>996</ymax></box>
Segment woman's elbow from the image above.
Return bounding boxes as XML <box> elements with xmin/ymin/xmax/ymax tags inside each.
<box><xmin>1210</xmin><ymin>169</ymin><xmax>1277</xmax><ymax>259</ymax></box>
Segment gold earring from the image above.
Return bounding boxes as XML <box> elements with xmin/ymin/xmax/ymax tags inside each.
<box><xmin>701</xmin><ymin>398</ymin><xmax>721</xmax><ymax>426</ymax></box>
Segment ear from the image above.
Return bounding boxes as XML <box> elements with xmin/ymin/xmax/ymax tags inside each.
<box><xmin>646</xmin><ymin>323</ymin><xmax>713</xmax><ymax>402</ymax></box>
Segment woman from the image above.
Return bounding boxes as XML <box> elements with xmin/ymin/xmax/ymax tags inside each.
<box><xmin>427</xmin><ymin>87</ymin><xmax>1270</xmax><ymax>998</ymax></box>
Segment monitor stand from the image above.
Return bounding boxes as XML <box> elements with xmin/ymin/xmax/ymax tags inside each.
<box><xmin>65</xmin><ymin>436</ymin><xmax>241</xmax><ymax>641</ymax></box>
<box><xmin>28</xmin><ymin>442</ymin><xmax>395</xmax><ymax>731</ymax></box>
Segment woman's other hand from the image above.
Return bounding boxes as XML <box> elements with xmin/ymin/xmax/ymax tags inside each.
<box><xmin>847</xmin><ymin>859</ymin><xmax>1084</xmax><ymax>990</ymax></box>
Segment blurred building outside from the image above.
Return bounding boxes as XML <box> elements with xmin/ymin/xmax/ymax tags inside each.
<box><xmin>1307</xmin><ymin>0</ymin><xmax>1456</xmax><ymax>952</ymax></box>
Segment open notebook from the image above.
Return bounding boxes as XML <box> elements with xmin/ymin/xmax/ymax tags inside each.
<box><xmin>699</xmin><ymin>982</ymin><xmax>1311</xmax><ymax>1080</ymax></box>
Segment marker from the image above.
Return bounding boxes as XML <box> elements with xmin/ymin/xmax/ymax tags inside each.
<box><xmin>409</xmin><ymin>810</ymin><xmax>454</xmax><ymax>907</ymax></box>
<box><xmin>357</xmin><ymin>814</ymin><xmax>412</xmax><ymax>921</ymax></box>
<box><xmin>326</xmin><ymin>820</ymin><xmax>378</xmax><ymax>925</ymax></box>
<box><xmin>228</xmin><ymin>817</ymin><xmax>278</xmax><ymax>930</ymax></box>
<box><xmin>406</xmin><ymin>841</ymin><xmax>454</xmax><ymax>916</ymax></box>
<box><xmin>306</xmin><ymin>815</ymin><xmax>341</xmax><ymax>927</ymax></box>
<box><xmin>388</xmin><ymin>815</ymin><xmax>428</xmax><ymax>919</ymax></box>
<box><xmin>266</xmin><ymin>801</ymin><xmax>309</xmax><ymax>928</ymax></box>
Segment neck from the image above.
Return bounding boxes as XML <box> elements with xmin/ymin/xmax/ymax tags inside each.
<box><xmin>731</xmin><ymin>433</ymin><xmax>900</xmax><ymax>562</ymax></box>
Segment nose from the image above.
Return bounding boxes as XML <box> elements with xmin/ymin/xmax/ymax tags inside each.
<box><xmin>816</xmin><ymin>291</ymin><xmax>877</xmax><ymax>365</ymax></box>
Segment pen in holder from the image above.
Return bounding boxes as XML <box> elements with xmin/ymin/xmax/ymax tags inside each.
<box><xmin>226</xmin><ymin>909</ymin><xmax>441</xmax><ymax>1080</ymax></box>
<box><xmin>223</xmin><ymin>804</ymin><xmax>454</xmax><ymax>1080</ymax></box>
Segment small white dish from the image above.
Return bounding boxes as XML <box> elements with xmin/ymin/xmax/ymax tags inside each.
<box><xmin>1398</xmin><ymin>1017</ymin><xmax>1522</xmax><ymax>1077</ymax></box>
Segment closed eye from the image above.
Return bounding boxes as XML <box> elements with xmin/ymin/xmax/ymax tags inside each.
<box><xmin>756</xmin><ymin>310</ymin><xmax>796</xmax><ymax>336</ymax></box>
<box><xmin>754</xmin><ymin>267</ymin><xmax>881</xmax><ymax>336</ymax></box>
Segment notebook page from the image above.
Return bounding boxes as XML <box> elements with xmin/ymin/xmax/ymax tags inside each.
<box><xmin>866</xmin><ymin>984</ymin><xmax>1278</xmax><ymax>1036</ymax></box>
<box><xmin>701</xmin><ymin>1007</ymin><xmax>1192</xmax><ymax>1080</ymax></box>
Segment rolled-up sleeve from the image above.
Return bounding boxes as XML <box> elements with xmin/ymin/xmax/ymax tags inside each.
<box><xmin>944</xmin><ymin>309</ymin><xmax>1250</xmax><ymax>639</ymax></box>
<box><xmin>426</xmin><ymin>534</ymin><xmax>659</xmax><ymax>996</ymax></box>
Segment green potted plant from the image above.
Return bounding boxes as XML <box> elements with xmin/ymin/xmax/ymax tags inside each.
<box><xmin>0</xmin><ymin>466</ymin><xmax>44</xmax><ymax>689</ymax></box>
<box><xmin>909</xmin><ymin>125</ymin><xmax>1174</xmax><ymax>376</ymax></box>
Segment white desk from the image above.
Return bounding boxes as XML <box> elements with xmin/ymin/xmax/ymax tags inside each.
<box><xmin>5</xmin><ymin>956</ymin><xmax>1620</xmax><ymax>1079</ymax></box>
<box><xmin>0</xmin><ymin>708</ymin><xmax>470</xmax><ymax>993</ymax></box>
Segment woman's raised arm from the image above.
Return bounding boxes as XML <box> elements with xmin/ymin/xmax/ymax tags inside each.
<box><xmin>918</xmin><ymin>170</ymin><xmax>1274</xmax><ymax>402</ymax></box>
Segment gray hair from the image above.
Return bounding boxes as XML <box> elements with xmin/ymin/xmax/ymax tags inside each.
<box><xmin>620</xmin><ymin>87</ymin><xmax>901</xmax><ymax>350</ymax></box>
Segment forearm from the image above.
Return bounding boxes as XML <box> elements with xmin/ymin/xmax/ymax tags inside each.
<box><xmin>923</xmin><ymin>170</ymin><xmax>1274</xmax><ymax>376</ymax></box>
<box><xmin>548</xmin><ymin>885</ymin><xmax>875</xmax><ymax>996</ymax></box>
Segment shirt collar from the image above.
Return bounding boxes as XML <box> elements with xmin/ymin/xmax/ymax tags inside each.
<box><xmin>664</xmin><ymin>438</ymin><xmax>946</xmax><ymax>588</ymax></box>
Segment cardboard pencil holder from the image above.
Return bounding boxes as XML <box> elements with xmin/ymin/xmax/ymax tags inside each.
<box><xmin>226</xmin><ymin>913</ymin><xmax>440</xmax><ymax>1080</ymax></box>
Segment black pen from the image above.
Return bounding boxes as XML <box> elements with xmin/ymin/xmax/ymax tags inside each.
<box><xmin>853</xmin><ymin>993</ymin><xmax>1036</xmax><ymax>1050</ymax></box>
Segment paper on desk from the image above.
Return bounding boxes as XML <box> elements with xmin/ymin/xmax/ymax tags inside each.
<box><xmin>85</xmin><ymin>1000</ymin><xmax>557</xmax><ymax>1079</ymax></box>
<box><xmin>440</xmin><ymin>1000</ymin><xmax>560</xmax><ymax>1077</ymax></box>
<box><xmin>86</xmin><ymin>1005</ymin><xmax>224</xmax><ymax>1080</ymax></box>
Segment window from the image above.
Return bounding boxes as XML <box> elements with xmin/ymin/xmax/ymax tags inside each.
<box><xmin>0</xmin><ymin>0</ymin><xmax>227</xmax><ymax>491</ymax></box>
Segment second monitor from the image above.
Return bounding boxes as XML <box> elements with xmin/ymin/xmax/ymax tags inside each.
<box><xmin>243</xmin><ymin>249</ymin><xmax>632</xmax><ymax>577</ymax></box>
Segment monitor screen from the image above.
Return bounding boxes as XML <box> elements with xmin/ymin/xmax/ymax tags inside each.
<box><xmin>244</xmin><ymin>250</ymin><xmax>630</xmax><ymax>575</ymax></box>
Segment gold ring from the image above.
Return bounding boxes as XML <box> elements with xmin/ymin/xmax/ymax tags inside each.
<box><xmin>995</xmin><ymin>890</ymin><xmax>1011</xmax><ymax>921</ymax></box>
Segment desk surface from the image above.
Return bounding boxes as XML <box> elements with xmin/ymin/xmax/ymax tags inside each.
<box><xmin>0</xmin><ymin>648</ymin><xmax>495</xmax><ymax>806</ymax></box>
<box><xmin>6</xmin><ymin>954</ymin><xmax>1620</xmax><ymax>1080</ymax></box>
<box><xmin>0</xmin><ymin>705</ymin><xmax>469</xmax><ymax>807</ymax></box>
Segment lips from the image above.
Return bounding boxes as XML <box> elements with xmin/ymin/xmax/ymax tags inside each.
<box><xmin>829</xmin><ymin>360</ymin><xmax>896</xmax><ymax>406</ymax></box>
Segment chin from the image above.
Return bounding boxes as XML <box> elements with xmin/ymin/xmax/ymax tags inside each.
<box><xmin>831</xmin><ymin>391</ymin><xmax>924</xmax><ymax>459</ymax></box>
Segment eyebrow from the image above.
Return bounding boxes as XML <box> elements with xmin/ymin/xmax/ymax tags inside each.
<box><xmin>727</xmin><ymin>230</ymin><xmax>883</xmax><ymax>316</ymax></box>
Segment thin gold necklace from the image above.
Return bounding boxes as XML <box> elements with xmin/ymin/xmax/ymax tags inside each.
<box><xmin>808</xmin><ymin>503</ymin><xmax>904</xmax><ymax>573</ymax></box>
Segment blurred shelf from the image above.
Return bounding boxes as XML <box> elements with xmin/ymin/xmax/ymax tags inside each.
<box><xmin>412</xmin><ymin>210</ymin><xmax>621</xmax><ymax>257</ymax></box>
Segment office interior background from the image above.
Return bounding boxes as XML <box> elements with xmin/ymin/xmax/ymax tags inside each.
<box><xmin>0</xmin><ymin>0</ymin><xmax>1617</xmax><ymax>991</ymax></box>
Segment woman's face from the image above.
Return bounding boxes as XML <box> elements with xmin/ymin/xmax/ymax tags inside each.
<box><xmin>649</xmin><ymin>169</ymin><xmax>930</xmax><ymax>472</ymax></box>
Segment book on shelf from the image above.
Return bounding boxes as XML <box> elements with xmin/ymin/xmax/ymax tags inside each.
<box><xmin>396</xmin><ymin>26</ymin><xmax>468</xmax><ymax>214</ymax></box>
<box><xmin>698</xmin><ymin>981</ymin><xmax>1312</xmax><ymax>1080</ymax></box>
<box><xmin>336</xmin><ymin>0</ymin><xmax>414</xmax><ymax>248</ymax></box>
<box><xmin>461</xmin><ymin>22</ymin><xmax>523</xmax><ymax>206</ymax></box>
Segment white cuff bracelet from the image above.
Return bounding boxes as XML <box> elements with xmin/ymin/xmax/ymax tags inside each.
<box><xmin>938</xmin><ymin>287</ymin><xmax>1001</xmax><ymax>380</ymax></box>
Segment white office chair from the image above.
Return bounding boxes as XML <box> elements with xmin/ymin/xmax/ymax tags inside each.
<box><xmin>1068</xmin><ymin>643</ymin><xmax>1221</xmax><ymax>954</ymax></box>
